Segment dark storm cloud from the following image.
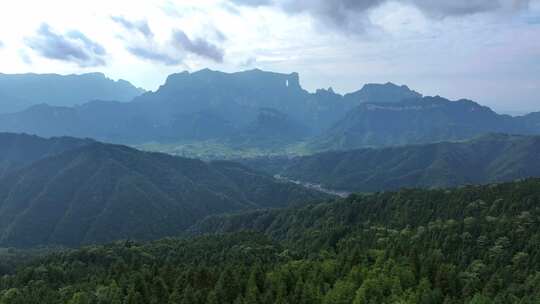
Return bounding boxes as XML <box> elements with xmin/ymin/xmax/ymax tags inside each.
<box><xmin>280</xmin><ymin>0</ymin><xmax>386</xmax><ymax>33</ymax></box>
<box><xmin>111</xmin><ymin>16</ymin><xmax>154</xmax><ymax>39</ymax></box>
<box><xmin>408</xmin><ymin>0</ymin><xmax>501</xmax><ymax>17</ymax></box>
<box><xmin>232</xmin><ymin>0</ymin><xmax>531</xmax><ymax>33</ymax></box>
<box><xmin>25</xmin><ymin>23</ymin><xmax>106</xmax><ymax>67</ymax></box>
<box><xmin>172</xmin><ymin>30</ymin><xmax>225</xmax><ymax>63</ymax></box>
<box><xmin>230</xmin><ymin>0</ymin><xmax>390</xmax><ymax>33</ymax></box>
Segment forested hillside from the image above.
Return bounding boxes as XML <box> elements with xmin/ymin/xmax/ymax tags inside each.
<box><xmin>0</xmin><ymin>133</ymin><xmax>93</xmax><ymax>178</ymax></box>
<box><xmin>310</xmin><ymin>97</ymin><xmax>532</xmax><ymax>151</ymax></box>
<box><xmin>243</xmin><ymin>134</ymin><xmax>540</xmax><ymax>192</ymax></box>
<box><xmin>0</xmin><ymin>137</ymin><xmax>327</xmax><ymax>248</ymax></box>
<box><xmin>2</xmin><ymin>179</ymin><xmax>539</xmax><ymax>303</ymax></box>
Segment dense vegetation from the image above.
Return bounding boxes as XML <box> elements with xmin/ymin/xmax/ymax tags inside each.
<box><xmin>0</xmin><ymin>133</ymin><xmax>93</xmax><ymax>178</ymax></box>
<box><xmin>243</xmin><ymin>133</ymin><xmax>540</xmax><ymax>192</ymax></box>
<box><xmin>0</xmin><ymin>135</ymin><xmax>327</xmax><ymax>248</ymax></box>
<box><xmin>135</xmin><ymin>139</ymin><xmax>311</xmax><ymax>161</ymax></box>
<box><xmin>311</xmin><ymin>97</ymin><xmax>540</xmax><ymax>151</ymax></box>
<box><xmin>2</xmin><ymin>178</ymin><xmax>539</xmax><ymax>303</ymax></box>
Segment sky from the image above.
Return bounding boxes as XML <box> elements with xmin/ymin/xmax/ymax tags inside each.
<box><xmin>0</xmin><ymin>0</ymin><xmax>538</xmax><ymax>114</ymax></box>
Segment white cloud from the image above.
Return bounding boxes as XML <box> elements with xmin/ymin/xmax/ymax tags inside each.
<box><xmin>0</xmin><ymin>0</ymin><xmax>538</xmax><ymax>112</ymax></box>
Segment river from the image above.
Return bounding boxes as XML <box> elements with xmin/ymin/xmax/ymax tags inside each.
<box><xmin>274</xmin><ymin>175</ymin><xmax>351</xmax><ymax>198</ymax></box>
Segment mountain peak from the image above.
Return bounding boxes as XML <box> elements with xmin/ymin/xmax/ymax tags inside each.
<box><xmin>161</xmin><ymin>68</ymin><xmax>303</xmax><ymax>93</ymax></box>
<box><xmin>344</xmin><ymin>82</ymin><xmax>422</xmax><ymax>104</ymax></box>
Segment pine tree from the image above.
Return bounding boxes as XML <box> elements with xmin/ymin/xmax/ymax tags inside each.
<box><xmin>180</xmin><ymin>285</ymin><xmax>196</xmax><ymax>304</ymax></box>
<box><xmin>126</xmin><ymin>288</ymin><xmax>144</xmax><ymax>304</ymax></box>
<box><xmin>151</xmin><ymin>276</ymin><xmax>169</xmax><ymax>304</ymax></box>
<box><xmin>244</xmin><ymin>269</ymin><xmax>261</xmax><ymax>304</ymax></box>
<box><xmin>169</xmin><ymin>290</ymin><xmax>182</xmax><ymax>304</ymax></box>
<box><xmin>68</xmin><ymin>292</ymin><xmax>91</xmax><ymax>304</ymax></box>
<box><xmin>206</xmin><ymin>290</ymin><xmax>219</xmax><ymax>304</ymax></box>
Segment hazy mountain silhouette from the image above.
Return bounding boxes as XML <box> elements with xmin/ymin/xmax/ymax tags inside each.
<box><xmin>0</xmin><ymin>69</ymin><xmax>421</xmax><ymax>146</ymax></box>
<box><xmin>309</xmin><ymin>96</ymin><xmax>535</xmax><ymax>150</ymax></box>
<box><xmin>0</xmin><ymin>72</ymin><xmax>144</xmax><ymax>113</ymax></box>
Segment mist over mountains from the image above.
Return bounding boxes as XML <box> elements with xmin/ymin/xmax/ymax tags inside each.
<box><xmin>2</xmin><ymin>0</ymin><xmax>540</xmax><ymax>301</ymax></box>
<box><xmin>0</xmin><ymin>68</ymin><xmax>540</xmax><ymax>249</ymax></box>
<box><xmin>0</xmin><ymin>72</ymin><xmax>144</xmax><ymax>113</ymax></box>
<box><xmin>0</xmin><ymin>68</ymin><xmax>539</xmax><ymax>154</ymax></box>
<box><xmin>1</xmin><ymin>69</ymin><xmax>540</xmax><ymax>303</ymax></box>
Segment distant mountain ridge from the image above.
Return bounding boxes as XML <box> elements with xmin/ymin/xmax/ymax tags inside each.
<box><xmin>309</xmin><ymin>96</ymin><xmax>538</xmax><ymax>150</ymax></box>
<box><xmin>343</xmin><ymin>82</ymin><xmax>421</xmax><ymax>104</ymax></box>
<box><xmin>0</xmin><ymin>133</ymin><xmax>327</xmax><ymax>247</ymax></box>
<box><xmin>0</xmin><ymin>72</ymin><xmax>144</xmax><ymax>113</ymax></box>
<box><xmin>243</xmin><ymin>133</ymin><xmax>540</xmax><ymax>192</ymax></box>
<box><xmin>0</xmin><ymin>69</ymin><xmax>421</xmax><ymax>146</ymax></box>
<box><xmin>1</xmin><ymin>69</ymin><xmax>540</xmax><ymax>153</ymax></box>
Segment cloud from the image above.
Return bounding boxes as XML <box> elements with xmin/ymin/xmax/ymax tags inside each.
<box><xmin>230</xmin><ymin>0</ymin><xmax>391</xmax><ymax>33</ymax></box>
<box><xmin>214</xmin><ymin>29</ymin><xmax>227</xmax><ymax>43</ymax></box>
<box><xmin>18</xmin><ymin>50</ymin><xmax>32</xmax><ymax>64</ymax></box>
<box><xmin>111</xmin><ymin>16</ymin><xmax>225</xmax><ymax>64</ymax></box>
<box><xmin>25</xmin><ymin>23</ymin><xmax>106</xmax><ymax>67</ymax></box>
<box><xmin>126</xmin><ymin>46</ymin><xmax>180</xmax><ymax>66</ymax></box>
<box><xmin>281</xmin><ymin>0</ymin><xmax>386</xmax><ymax>33</ymax></box>
<box><xmin>239</xmin><ymin>56</ymin><xmax>257</xmax><ymax>67</ymax></box>
<box><xmin>407</xmin><ymin>0</ymin><xmax>501</xmax><ymax>17</ymax></box>
<box><xmin>111</xmin><ymin>16</ymin><xmax>180</xmax><ymax>65</ymax></box>
<box><xmin>172</xmin><ymin>30</ymin><xmax>225</xmax><ymax>62</ymax></box>
<box><xmin>111</xmin><ymin>16</ymin><xmax>154</xmax><ymax>39</ymax></box>
<box><xmin>232</xmin><ymin>0</ymin><xmax>531</xmax><ymax>33</ymax></box>
<box><xmin>0</xmin><ymin>40</ymin><xmax>4</xmax><ymax>48</ymax></box>
<box><xmin>229</xmin><ymin>0</ymin><xmax>273</xmax><ymax>6</ymax></box>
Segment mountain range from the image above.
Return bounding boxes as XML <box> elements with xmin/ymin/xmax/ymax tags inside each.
<box><xmin>4</xmin><ymin>131</ymin><xmax>540</xmax><ymax>248</ymax></box>
<box><xmin>242</xmin><ymin>133</ymin><xmax>540</xmax><ymax>192</ymax></box>
<box><xmin>0</xmin><ymin>69</ymin><xmax>426</xmax><ymax>148</ymax></box>
<box><xmin>0</xmin><ymin>72</ymin><xmax>144</xmax><ymax>113</ymax></box>
<box><xmin>311</xmin><ymin>96</ymin><xmax>540</xmax><ymax>150</ymax></box>
<box><xmin>1</xmin><ymin>69</ymin><xmax>539</xmax><ymax>154</ymax></box>
<box><xmin>0</xmin><ymin>133</ymin><xmax>327</xmax><ymax>247</ymax></box>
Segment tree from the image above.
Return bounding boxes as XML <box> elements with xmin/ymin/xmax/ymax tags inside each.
<box><xmin>68</xmin><ymin>292</ymin><xmax>91</xmax><ymax>304</ymax></box>
<box><xmin>126</xmin><ymin>288</ymin><xmax>144</xmax><ymax>304</ymax></box>
<box><xmin>469</xmin><ymin>293</ymin><xmax>491</xmax><ymax>304</ymax></box>
<box><xmin>244</xmin><ymin>269</ymin><xmax>261</xmax><ymax>304</ymax></box>
<box><xmin>151</xmin><ymin>276</ymin><xmax>169</xmax><ymax>304</ymax></box>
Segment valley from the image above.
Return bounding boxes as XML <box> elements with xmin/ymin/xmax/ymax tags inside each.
<box><xmin>0</xmin><ymin>53</ymin><xmax>539</xmax><ymax>304</ymax></box>
<box><xmin>2</xmin><ymin>1</ymin><xmax>539</xmax><ymax>302</ymax></box>
<box><xmin>273</xmin><ymin>174</ymin><xmax>351</xmax><ymax>198</ymax></box>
